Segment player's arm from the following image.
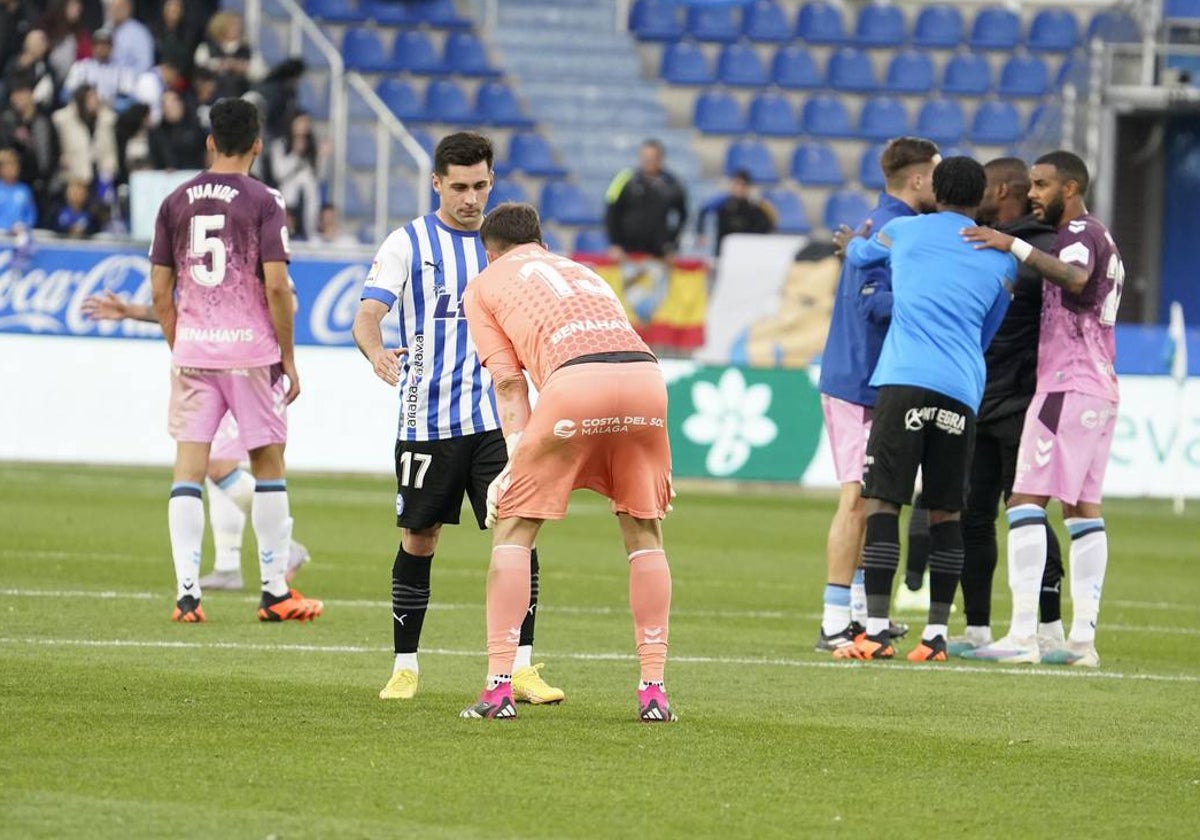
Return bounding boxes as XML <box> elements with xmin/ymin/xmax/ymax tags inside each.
<box><xmin>352</xmin><ymin>299</ymin><xmax>406</xmax><ymax>386</ymax></box>
<box><xmin>353</xmin><ymin>235</ymin><xmax>410</xmax><ymax>386</ymax></box>
<box><xmin>981</xmin><ymin>275</ymin><xmax>1014</xmax><ymax>350</ymax></box>
<box><xmin>150</xmin><ymin>265</ymin><xmax>177</xmax><ymax>347</ymax></box>
<box><xmin>843</xmin><ymin>226</ymin><xmax>893</xmax><ymax>270</ymax></box>
<box><xmin>462</xmin><ymin>289</ymin><xmax>529</xmax><ymax>441</ymax></box>
<box><xmin>962</xmin><ymin>226</ymin><xmax>1088</xmax><ymax>295</ymax></box>
<box><xmin>81</xmin><ymin>291</ymin><xmax>157</xmax><ymax>322</ymax></box>
<box><xmin>264</xmin><ymin>260</ymin><xmax>300</xmax><ymax>404</ymax></box>
<box><xmin>855</xmin><ymin>265</ymin><xmax>892</xmax><ymax>325</ymax></box>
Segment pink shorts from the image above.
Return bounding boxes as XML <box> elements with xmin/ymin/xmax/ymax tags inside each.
<box><xmin>1013</xmin><ymin>391</ymin><xmax>1118</xmax><ymax>505</ymax></box>
<box><xmin>210</xmin><ymin>413</ymin><xmax>249</xmax><ymax>462</ymax></box>
<box><xmin>168</xmin><ymin>365</ymin><xmax>287</xmax><ymax>452</ymax></box>
<box><xmin>821</xmin><ymin>394</ymin><xmax>872</xmax><ymax>484</ymax></box>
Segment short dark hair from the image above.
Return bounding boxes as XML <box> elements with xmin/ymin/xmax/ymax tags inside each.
<box><xmin>209</xmin><ymin>97</ymin><xmax>260</xmax><ymax>156</ymax></box>
<box><xmin>1035</xmin><ymin>150</ymin><xmax>1090</xmax><ymax>195</ymax></box>
<box><xmin>434</xmin><ymin>132</ymin><xmax>493</xmax><ymax>176</ymax></box>
<box><xmin>480</xmin><ymin>202</ymin><xmax>543</xmax><ymax>251</ymax></box>
<box><xmin>880</xmin><ymin>136</ymin><xmax>940</xmax><ymax>187</ymax></box>
<box><xmin>984</xmin><ymin>156</ymin><xmax>1030</xmax><ymax>186</ymax></box>
<box><xmin>642</xmin><ymin>138</ymin><xmax>665</xmax><ymax>154</ymax></box>
<box><xmin>933</xmin><ymin>156</ymin><xmax>987</xmax><ymax>208</ymax></box>
<box><xmin>732</xmin><ymin>168</ymin><xmax>752</xmax><ymax>184</ymax></box>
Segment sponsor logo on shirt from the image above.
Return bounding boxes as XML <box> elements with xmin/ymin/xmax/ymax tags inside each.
<box><xmin>553</xmin><ymin>419</ymin><xmax>577</xmax><ymax>439</ymax></box>
<box><xmin>404</xmin><ymin>334</ymin><xmax>425</xmax><ymax>430</ymax></box>
<box><xmin>904</xmin><ymin>406</ymin><xmax>965</xmax><ymax>435</ymax></box>
<box><xmin>579</xmin><ymin>416</ymin><xmax>664</xmax><ymax>435</ymax></box>
<box><xmin>178</xmin><ymin>326</ymin><xmax>255</xmax><ymax>343</ymax></box>
<box><xmin>549</xmin><ymin>318</ymin><xmax>635</xmax><ymax>345</ymax></box>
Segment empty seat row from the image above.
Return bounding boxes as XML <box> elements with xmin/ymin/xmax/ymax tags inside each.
<box><xmin>663</xmin><ymin>43</ymin><xmax>1057</xmax><ymax>97</ymax></box>
<box><xmin>304</xmin><ymin>0</ymin><xmax>470</xmax><ymax>28</ymax></box>
<box><xmin>342</xmin><ymin>28</ymin><xmax>498</xmax><ymax>75</ymax></box>
<box><xmin>632</xmin><ymin>1</ymin><xmax>1108</xmax><ymax>53</ymax></box>
<box><xmin>350</xmin><ymin>78</ymin><xmax>533</xmax><ymax>127</ymax></box>
<box><xmin>346</xmin><ymin>129</ymin><xmax>567</xmax><ymax>178</ymax></box>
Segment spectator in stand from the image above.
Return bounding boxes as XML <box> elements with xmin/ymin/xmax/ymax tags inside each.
<box><xmin>43</xmin><ymin>0</ymin><xmax>93</xmax><ymax>86</ymax></box>
<box><xmin>269</xmin><ymin>111</ymin><xmax>326</xmax><ymax>239</ymax></box>
<box><xmin>0</xmin><ymin>0</ymin><xmax>37</xmax><ymax>83</ymax></box>
<box><xmin>0</xmin><ymin>146</ymin><xmax>36</xmax><ymax>232</ymax></box>
<box><xmin>695</xmin><ymin>169</ymin><xmax>776</xmax><ymax>256</ymax></box>
<box><xmin>130</xmin><ymin>61</ymin><xmax>180</xmax><ymax>126</ymax></box>
<box><xmin>62</xmin><ymin>27</ymin><xmax>132</xmax><ymax>106</ymax></box>
<box><xmin>107</xmin><ymin>0</ymin><xmax>152</xmax><ymax>74</ymax></box>
<box><xmin>193</xmin><ymin>11</ymin><xmax>264</xmax><ymax>100</ymax></box>
<box><xmin>0</xmin><ymin>72</ymin><xmax>57</xmax><ymax>213</ymax></box>
<box><xmin>313</xmin><ymin>202</ymin><xmax>359</xmax><ymax>249</ymax></box>
<box><xmin>5</xmin><ymin>30</ymin><xmax>58</xmax><ymax>109</ymax></box>
<box><xmin>192</xmin><ymin>66</ymin><xmax>218</xmax><ymax>129</ymax></box>
<box><xmin>52</xmin><ymin>176</ymin><xmax>99</xmax><ymax>237</ymax></box>
<box><xmin>148</xmin><ymin>88</ymin><xmax>204</xmax><ymax>170</ymax></box>
<box><xmin>113</xmin><ymin>100</ymin><xmax>149</xmax><ymax>184</ymax></box>
<box><xmin>256</xmin><ymin>57</ymin><xmax>305</xmax><ymax>138</ymax></box>
<box><xmin>52</xmin><ymin>83</ymin><xmax>117</xmax><ymax>187</ymax></box>
<box><xmin>152</xmin><ymin>0</ymin><xmax>194</xmax><ymax>78</ymax></box>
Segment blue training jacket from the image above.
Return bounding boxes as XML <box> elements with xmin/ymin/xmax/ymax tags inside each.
<box><xmin>817</xmin><ymin>193</ymin><xmax>916</xmax><ymax>407</ymax></box>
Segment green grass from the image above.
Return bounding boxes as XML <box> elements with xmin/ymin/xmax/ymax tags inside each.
<box><xmin>1</xmin><ymin>462</ymin><xmax>1199</xmax><ymax>839</ymax></box>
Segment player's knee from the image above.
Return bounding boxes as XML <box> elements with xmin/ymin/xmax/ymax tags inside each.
<box><xmin>929</xmin><ymin>509</ymin><xmax>961</xmax><ymax>526</ymax></box>
<box><xmin>248</xmin><ymin>445</ymin><xmax>285</xmax><ymax>479</ymax></box>
<box><xmin>402</xmin><ymin>526</ymin><xmax>440</xmax><ymax>555</ymax></box>
<box><xmin>619</xmin><ymin>514</ymin><xmax>662</xmax><ymax>554</ymax></box>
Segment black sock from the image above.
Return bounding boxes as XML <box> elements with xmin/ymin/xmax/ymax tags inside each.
<box><xmin>862</xmin><ymin>513</ymin><xmax>900</xmax><ymax>623</ymax></box>
<box><xmin>905</xmin><ymin>497</ymin><xmax>930</xmax><ymax>591</ymax></box>
<box><xmin>927</xmin><ymin>521</ymin><xmax>964</xmax><ymax>628</ymax></box>
<box><xmin>392</xmin><ymin>547</ymin><xmax>433</xmax><ymax>654</ymax></box>
<box><xmin>518</xmin><ymin>547</ymin><xmax>539</xmax><ymax>647</ymax></box>
<box><xmin>960</xmin><ymin>509</ymin><xmax>997</xmax><ymax>628</ymax></box>
<box><xmin>1039</xmin><ymin>522</ymin><xmax>1064</xmax><ymax>624</ymax></box>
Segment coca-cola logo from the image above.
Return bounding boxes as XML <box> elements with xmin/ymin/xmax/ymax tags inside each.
<box><xmin>309</xmin><ymin>263</ymin><xmax>400</xmax><ymax>346</ymax></box>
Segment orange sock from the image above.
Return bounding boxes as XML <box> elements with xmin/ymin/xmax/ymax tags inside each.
<box><xmin>487</xmin><ymin>545</ymin><xmax>531</xmax><ymax>678</ymax></box>
<box><xmin>629</xmin><ymin>548</ymin><xmax>671</xmax><ymax>683</ymax></box>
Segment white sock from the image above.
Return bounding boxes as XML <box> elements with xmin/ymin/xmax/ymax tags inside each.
<box><xmin>866</xmin><ymin>617</ymin><xmax>890</xmax><ymax>637</ymax></box>
<box><xmin>638</xmin><ymin>680</ymin><xmax>664</xmax><ymax>690</ymax></box>
<box><xmin>965</xmin><ymin>625</ymin><xmax>992</xmax><ymax>646</ymax></box>
<box><xmin>486</xmin><ymin>674</ymin><xmax>511</xmax><ymax>690</ymax></box>
<box><xmin>168</xmin><ymin>484</ymin><xmax>205</xmax><ymax>600</ymax></box>
<box><xmin>922</xmin><ymin>623</ymin><xmax>948</xmax><ymax>642</ymax></box>
<box><xmin>822</xmin><ymin>603</ymin><xmax>851</xmax><ymax>636</ymax></box>
<box><xmin>206</xmin><ymin>476</ymin><xmax>247</xmax><ymax>572</ymax></box>
<box><xmin>1066</xmin><ymin>518</ymin><xmax>1107</xmax><ymax>644</ymax></box>
<box><xmin>850</xmin><ymin>568</ymin><xmax>867</xmax><ymax>624</ymax></box>
<box><xmin>513</xmin><ymin>644</ymin><xmax>533</xmax><ymax>671</ymax></box>
<box><xmin>251</xmin><ymin>480</ymin><xmax>291</xmax><ymax>597</ymax></box>
<box><xmin>1038</xmin><ymin>620</ymin><xmax>1065</xmax><ymax>642</ymax></box>
<box><xmin>394</xmin><ymin>652</ymin><xmax>418</xmax><ymax>674</ymax></box>
<box><xmin>1006</xmin><ymin>505</ymin><xmax>1048</xmax><ymax>639</ymax></box>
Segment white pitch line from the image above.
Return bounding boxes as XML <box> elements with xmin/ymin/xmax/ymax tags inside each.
<box><xmin>1</xmin><ymin>588</ymin><xmax>1197</xmax><ymax>635</ymax></box>
<box><xmin>1</xmin><ymin>636</ymin><xmax>1198</xmax><ymax>684</ymax></box>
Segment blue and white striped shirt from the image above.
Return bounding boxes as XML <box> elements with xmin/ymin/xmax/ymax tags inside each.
<box><xmin>360</xmin><ymin>213</ymin><xmax>500</xmax><ymax>442</ymax></box>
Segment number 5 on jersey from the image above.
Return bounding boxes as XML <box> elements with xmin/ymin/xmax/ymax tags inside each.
<box><xmin>190</xmin><ymin>214</ymin><xmax>227</xmax><ymax>287</ymax></box>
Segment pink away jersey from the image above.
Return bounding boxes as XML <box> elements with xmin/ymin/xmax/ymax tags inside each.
<box><xmin>1037</xmin><ymin>214</ymin><xmax>1123</xmax><ymax>403</ymax></box>
<box><xmin>149</xmin><ymin>172</ymin><xmax>291</xmax><ymax>369</ymax></box>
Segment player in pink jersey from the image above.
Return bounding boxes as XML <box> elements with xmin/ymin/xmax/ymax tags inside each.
<box><xmin>148</xmin><ymin>97</ymin><xmax>322</xmax><ymax>624</ymax></box>
<box><xmin>962</xmin><ymin>151</ymin><xmax>1123</xmax><ymax>667</ymax></box>
<box><xmin>459</xmin><ymin>203</ymin><xmax>676</xmax><ymax>723</ymax></box>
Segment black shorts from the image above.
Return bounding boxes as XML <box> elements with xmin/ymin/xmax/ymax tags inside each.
<box><xmin>394</xmin><ymin>430</ymin><xmax>507</xmax><ymax>530</ymax></box>
<box><xmin>863</xmin><ymin>385</ymin><xmax>976</xmax><ymax>512</ymax></box>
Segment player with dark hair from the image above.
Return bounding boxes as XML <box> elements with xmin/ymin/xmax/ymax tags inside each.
<box><xmin>831</xmin><ymin>156</ymin><xmax>1016</xmax><ymax>661</ymax></box>
<box><xmin>815</xmin><ymin>136</ymin><xmax>939</xmax><ymax>655</ymax></box>
<box><xmin>352</xmin><ymin>132</ymin><xmax>562</xmax><ymax>702</ymax></box>
<box><xmin>962</xmin><ymin>151</ymin><xmax>1123</xmax><ymax>668</ymax></box>
<box><xmin>149</xmin><ymin>96</ymin><xmax>322</xmax><ymax>623</ymax></box>
<box><xmin>949</xmin><ymin>158</ymin><xmax>1065</xmax><ymax>656</ymax></box>
<box><xmin>460</xmin><ymin>202</ymin><xmax>676</xmax><ymax>722</ymax></box>
<box><xmin>694</xmin><ymin>168</ymin><xmax>775</xmax><ymax>254</ymax></box>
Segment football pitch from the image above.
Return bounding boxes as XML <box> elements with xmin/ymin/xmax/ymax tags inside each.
<box><xmin>2</xmin><ymin>463</ymin><xmax>1198</xmax><ymax>838</ymax></box>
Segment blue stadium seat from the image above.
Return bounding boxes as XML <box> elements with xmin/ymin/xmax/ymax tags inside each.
<box><xmin>763</xmin><ymin>188</ymin><xmax>810</xmax><ymax>233</ymax></box>
<box><xmin>791</xmin><ymin>142</ymin><xmax>844</xmax><ymax>186</ymax></box>
<box><xmin>938</xmin><ymin>144</ymin><xmax>974</xmax><ymax>160</ymax></box>
<box><xmin>858</xmin><ymin>144</ymin><xmax>887</xmax><ymax>191</ymax></box>
<box><xmin>1087</xmin><ymin>11</ymin><xmax>1140</xmax><ymax>43</ymax></box>
<box><xmin>858</xmin><ymin>96</ymin><xmax>909</xmax><ymax>141</ymax></box>
<box><xmin>970</xmin><ymin>101</ymin><xmax>1021</xmax><ymax>144</ymax></box>
<box><xmin>1027</xmin><ymin>103</ymin><xmax>1062</xmax><ymax>137</ymax></box>
<box><xmin>575</xmin><ymin>229</ymin><xmax>610</xmax><ymax>253</ymax></box>
<box><xmin>376</xmin><ymin>78</ymin><xmax>423</xmax><ymax>122</ymax></box>
<box><xmin>771</xmin><ymin>45</ymin><xmax>821</xmax><ymax>88</ymax></box>
<box><xmin>1057</xmin><ymin>56</ymin><xmax>1087</xmax><ymax>90</ymax></box>
<box><xmin>304</xmin><ymin>0</ymin><xmax>367</xmax><ymax>23</ymax></box>
<box><xmin>743</xmin><ymin>0</ymin><xmax>791</xmax><ymax>43</ymax></box>
<box><xmin>540</xmin><ymin>182</ymin><xmax>601</xmax><ymax>226</ymax></box>
<box><xmin>476</xmin><ymin>82</ymin><xmax>534</xmax><ymax>127</ymax></box>
<box><xmin>412</xmin><ymin>0</ymin><xmax>471</xmax><ymax>29</ymax></box>
<box><xmin>629</xmin><ymin>0</ymin><xmax>685</xmax><ymax>41</ymax></box>
<box><xmin>969</xmin><ymin>8</ymin><xmax>1021</xmax><ymax>51</ymax></box>
<box><xmin>725</xmin><ymin>139</ymin><xmax>779</xmax><ymax>184</ymax></box>
<box><xmin>1028</xmin><ymin>10</ymin><xmax>1079</xmax><ymax>52</ymax></box>
<box><xmin>661</xmin><ymin>42</ymin><xmax>714</xmax><ymax>85</ymax></box>
<box><xmin>913</xmin><ymin>5</ymin><xmax>963</xmax><ymax>47</ymax></box>
<box><xmin>509</xmin><ymin>132</ymin><xmax>567</xmax><ymax>177</ymax></box>
<box><xmin>694</xmin><ymin>90</ymin><xmax>747</xmax><ymax>134</ymax></box>
<box><xmin>797</xmin><ymin>1</ymin><xmax>845</xmax><ymax>44</ymax></box>
<box><xmin>362</xmin><ymin>0</ymin><xmax>413</xmax><ymax>25</ymax></box>
<box><xmin>824</xmin><ymin>190</ymin><xmax>870</xmax><ymax>230</ymax></box>
<box><xmin>803</xmin><ymin>95</ymin><xmax>853</xmax><ymax>137</ymax></box>
<box><xmin>827</xmin><ymin>47</ymin><xmax>877</xmax><ymax>92</ymax></box>
<box><xmin>444</xmin><ymin>32</ymin><xmax>499</xmax><ymax>77</ymax></box>
<box><xmin>347</xmin><ymin>133</ymin><xmax>377</xmax><ymax>170</ymax></box>
<box><xmin>942</xmin><ymin>52</ymin><xmax>991</xmax><ymax>95</ymax></box>
<box><xmin>718</xmin><ymin>43</ymin><xmax>768</xmax><ymax>87</ymax></box>
<box><xmin>423</xmin><ymin>79</ymin><xmax>475</xmax><ymax>123</ymax></box>
<box><xmin>393</xmin><ymin>31</ymin><xmax>447</xmax><ymax>75</ymax></box>
<box><xmin>749</xmin><ymin>92</ymin><xmax>799</xmax><ymax>136</ymax></box>
<box><xmin>915</xmin><ymin>98</ymin><xmax>965</xmax><ymax>144</ymax></box>
<box><xmin>687</xmin><ymin>3</ymin><xmax>741</xmax><ymax>42</ymax></box>
<box><xmin>297</xmin><ymin>79</ymin><xmax>330</xmax><ymax>119</ymax></box>
<box><xmin>343</xmin><ymin>28</ymin><xmax>391</xmax><ymax>72</ymax></box>
<box><xmin>1166</xmin><ymin>0</ymin><xmax>1200</xmax><ymax>18</ymax></box>
<box><xmin>855</xmin><ymin>3</ymin><xmax>906</xmax><ymax>48</ymax></box>
<box><xmin>542</xmin><ymin>228</ymin><xmax>563</xmax><ymax>254</ymax></box>
<box><xmin>487</xmin><ymin>180</ymin><xmax>528</xmax><ymax>211</ymax></box>
<box><xmin>998</xmin><ymin>55</ymin><xmax>1048</xmax><ymax>97</ymax></box>
<box><xmin>885</xmin><ymin>50</ymin><xmax>934</xmax><ymax>94</ymax></box>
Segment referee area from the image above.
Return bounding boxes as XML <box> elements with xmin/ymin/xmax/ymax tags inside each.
<box><xmin>3</xmin><ymin>462</ymin><xmax>1197</xmax><ymax>838</ymax></box>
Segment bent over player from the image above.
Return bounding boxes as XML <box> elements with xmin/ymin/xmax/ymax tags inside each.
<box><xmin>149</xmin><ymin>97</ymin><xmax>322</xmax><ymax>623</ymax></box>
<box><xmin>460</xmin><ymin>203</ymin><xmax>676</xmax><ymax>723</ymax></box>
